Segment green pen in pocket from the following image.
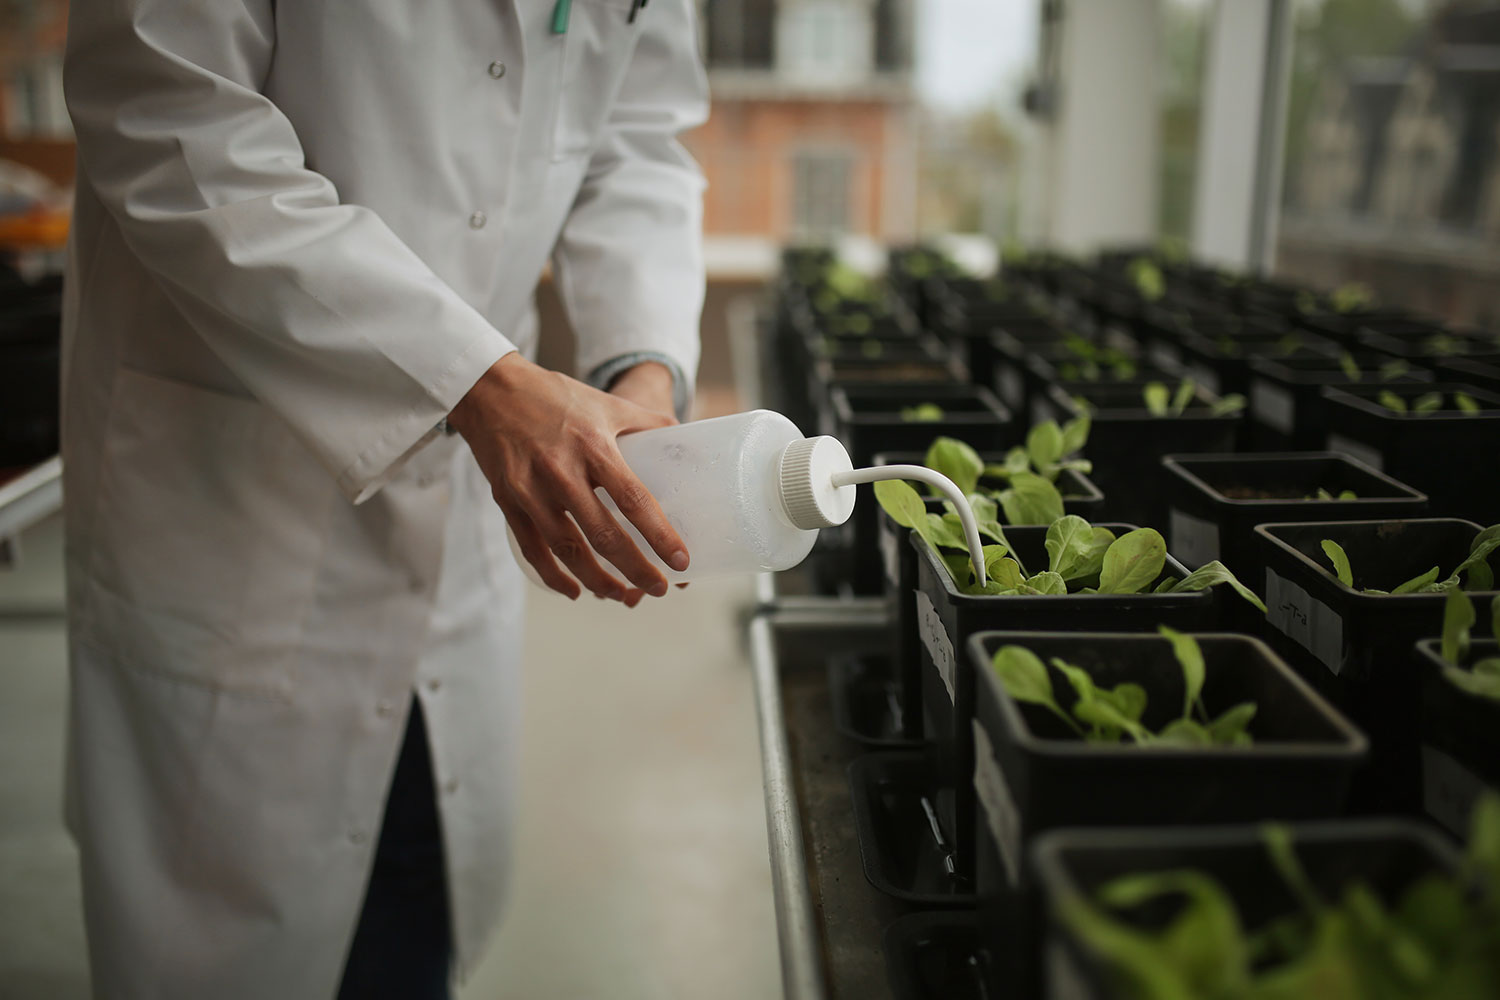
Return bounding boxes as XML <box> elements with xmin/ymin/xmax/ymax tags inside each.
<box><xmin>552</xmin><ymin>0</ymin><xmax>571</xmax><ymax>34</ymax></box>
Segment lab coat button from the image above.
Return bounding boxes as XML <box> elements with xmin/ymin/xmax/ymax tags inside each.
<box><xmin>488</xmin><ymin>61</ymin><xmax>506</xmax><ymax>79</ymax></box>
<box><xmin>375</xmin><ymin>699</ymin><xmax>396</xmax><ymax>718</ymax></box>
<box><xmin>348</xmin><ymin>830</ymin><xmax>368</xmax><ymax>846</ymax></box>
<box><xmin>426</xmin><ymin>678</ymin><xmax>442</xmax><ymax>693</ymax></box>
<box><xmin>443</xmin><ymin>778</ymin><xmax>459</xmax><ymax>795</ymax></box>
<box><xmin>468</xmin><ymin>211</ymin><xmax>487</xmax><ymax>230</ymax></box>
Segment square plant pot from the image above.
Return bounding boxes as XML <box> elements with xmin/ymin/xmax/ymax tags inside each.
<box><xmin>1434</xmin><ymin>356</ymin><xmax>1500</xmax><ymax>395</ymax></box>
<box><xmin>866</xmin><ymin>457</ymin><xmax>1106</xmax><ymax>746</ymax></box>
<box><xmin>1172</xmin><ymin>334</ymin><xmax>1339</xmax><ymax>401</ymax></box>
<box><xmin>1414</xmin><ymin>636</ymin><xmax>1500</xmax><ymax>840</ymax></box>
<box><xmin>1321</xmin><ymin>382</ymin><xmax>1500</xmax><ymax>523</ymax></box>
<box><xmin>969</xmin><ymin>630</ymin><xmax>1366</xmax><ymax>1000</ymax></box>
<box><xmin>828</xmin><ymin>384</ymin><xmax>1013</xmax><ymax>595</ymax></box>
<box><xmin>1244</xmin><ymin>352</ymin><xmax>1432</xmax><ymax>451</ymax></box>
<box><xmin>1033</xmin><ymin>820</ymin><xmax>1466</xmax><ymax>1000</ymax></box>
<box><xmin>1255</xmin><ymin>518</ymin><xmax>1498</xmax><ymax>812</ymax></box>
<box><xmin>1162</xmin><ymin>452</ymin><xmax>1428</xmax><ymax>631</ymax></box>
<box><xmin>959</xmin><ymin>317</ymin><xmax>1060</xmax><ymax>399</ymax></box>
<box><xmin>905</xmin><ymin>525</ymin><xmax>1215</xmax><ymax>888</ymax></box>
<box><xmin>1035</xmin><ymin>383</ymin><xmax>1241</xmax><ymax>529</ymax></box>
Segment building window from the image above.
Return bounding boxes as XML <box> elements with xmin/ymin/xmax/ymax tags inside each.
<box><xmin>704</xmin><ymin>0</ymin><xmax>777</xmax><ymax>70</ymax></box>
<box><xmin>791</xmin><ymin>149</ymin><xmax>854</xmax><ymax>237</ymax></box>
<box><xmin>777</xmin><ymin>0</ymin><xmax>873</xmax><ymax>83</ymax></box>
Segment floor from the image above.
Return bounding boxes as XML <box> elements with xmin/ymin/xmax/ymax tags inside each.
<box><xmin>0</xmin><ymin>513</ymin><xmax>780</xmax><ymax>1000</ymax></box>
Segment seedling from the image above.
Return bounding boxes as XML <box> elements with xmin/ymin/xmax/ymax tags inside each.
<box><xmin>1337</xmin><ymin>352</ymin><xmax>1411</xmax><ymax>382</ymax></box>
<box><xmin>1377</xmin><ymin>390</ymin><xmax>1485</xmax><ymax>415</ymax></box>
<box><xmin>1309</xmin><ymin>488</ymin><xmax>1358</xmax><ymax>501</ymax></box>
<box><xmin>1436</xmin><ymin>589</ymin><xmax>1500</xmax><ymax>702</ymax></box>
<box><xmin>918</xmin><ymin>423</ymin><xmax>1090</xmax><ymax>526</ymax></box>
<box><xmin>1142</xmin><ymin>379</ymin><xmax>1246</xmax><ymax>418</ymax></box>
<box><xmin>899</xmin><ymin>403</ymin><xmax>945</xmax><ymax>422</ymax></box>
<box><xmin>1128</xmin><ymin>257</ymin><xmax>1165</xmax><ymax>302</ymax></box>
<box><xmin>1057</xmin><ymin>334</ymin><xmax>1139</xmax><ymax>381</ymax></box>
<box><xmin>1061</xmin><ymin>796</ymin><xmax>1500</xmax><ymax>1000</ymax></box>
<box><xmin>875</xmin><ymin>484</ymin><xmax>1267</xmax><ymax>610</ymax></box>
<box><xmin>990</xmin><ymin>627</ymin><xmax>1256</xmax><ymax>747</ymax></box>
<box><xmin>1319</xmin><ymin>524</ymin><xmax>1500</xmax><ymax>594</ymax></box>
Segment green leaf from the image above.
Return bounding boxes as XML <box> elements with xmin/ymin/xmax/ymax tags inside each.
<box><xmin>1338</xmin><ymin>489</ymin><xmax>1357</xmax><ymax>500</ymax></box>
<box><xmin>1209</xmin><ymin>393</ymin><xmax>1247</xmax><ymax>417</ymax></box>
<box><xmin>923</xmin><ymin>436</ymin><xmax>983</xmax><ymax>496</ymax></box>
<box><xmin>926</xmin><ymin>512</ymin><xmax>968</xmax><ymax>551</ymax></box>
<box><xmin>1099</xmin><ymin>528</ymin><xmax>1168</xmax><ymax>595</ymax></box>
<box><xmin>874</xmin><ymin>478</ymin><xmax>927</xmax><ymax>530</ymax></box>
<box><xmin>1169</xmin><ymin>560</ymin><xmax>1268</xmax><ymax>613</ymax></box>
<box><xmin>1262</xmin><ymin>824</ymin><xmax>1324</xmax><ymax>916</ymax></box>
<box><xmin>1207</xmin><ymin>703</ymin><xmax>1257</xmax><ymax>745</ymax></box>
<box><xmin>1378</xmin><ymin>390</ymin><xmax>1408</xmax><ymax>415</ymax></box>
<box><xmin>1391</xmin><ymin>566</ymin><xmax>1441</xmax><ymax>595</ymax></box>
<box><xmin>1144</xmin><ymin>382</ymin><xmax>1171</xmax><ymax>417</ymax></box>
<box><xmin>1060</xmin><ymin>412</ymin><xmax>1091</xmax><ymax>455</ymax></box>
<box><xmin>1046</xmin><ymin>515</ymin><xmax>1098</xmax><ymax>579</ymax></box>
<box><xmin>1378</xmin><ymin>358</ymin><xmax>1411</xmax><ymax>381</ymax></box>
<box><xmin>1411</xmin><ymin>391</ymin><xmax>1443</xmax><ymax>415</ymax></box>
<box><xmin>985</xmin><ymin>551</ymin><xmax>1026</xmax><ymax>591</ymax></box>
<box><xmin>1098</xmin><ymin>682</ymin><xmax>1148</xmax><ymax>724</ymax></box>
<box><xmin>997</xmin><ymin>471</ymin><xmax>1065</xmax><ymax>526</ymax></box>
<box><xmin>1338</xmin><ymin>351</ymin><xmax>1361</xmax><ymax>382</ymax></box>
<box><xmin>1074</xmin><ymin>696</ymin><xmax>1149</xmax><ymax>743</ymax></box>
<box><xmin>900</xmin><ymin>403</ymin><xmax>945</xmax><ymax>422</ymax></box>
<box><xmin>1441</xmin><ymin>589</ymin><xmax>1475</xmax><ymax>665</ymax></box>
<box><xmin>1026</xmin><ymin>421</ymin><xmax>1065</xmax><ymax>473</ymax></box>
<box><xmin>1321</xmin><ymin>539</ymin><xmax>1354</xmax><ymax>587</ymax></box>
<box><xmin>1455</xmin><ymin>392</ymin><xmax>1481</xmax><ymax>415</ymax></box>
<box><xmin>941</xmin><ymin>551</ymin><xmax>974</xmax><ymax>588</ymax></box>
<box><xmin>1446</xmin><ymin>661</ymin><xmax>1500</xmax><ymax>701</ymax></box>
<box><xmin>1156</xmin><ymin>718</ymin><xmax>1213</xmax><ymax>746</ymax></box>
<box><xmin>1023</xmin><ymin>570</ymin><xmax>1068</xmax><ymax>595</ymax></box>
<box><xmin>990</xmin><ymin>645</ymin><xmax>1057</xmax><ymax>706</ymax></box>
<box><xmin>1171</xmin><ymin>378</ymin><xmax>1196</xmax><ymax>416</ymax></box>
<box><xmin>1159</xmin><ymin>626</ymin><xmax>1205</xmax><ymax>719</ymax></box>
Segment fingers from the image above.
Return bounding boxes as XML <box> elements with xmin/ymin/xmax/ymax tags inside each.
<box><xmin>589</xmin><ymin>451</ymin><xmax>690</xmax><ymax>576</ymax></box>
<box><xmin>499</xmin><ymin>502</ymin><xmax>581</xmax><ymax>601</ymax></box>
<box><xmin>564</xmin><ymin>488</ymin><xmax>670</xmax><ymax>596</ymax></box>
<box><xmin>534</xmin><ymin>507</ymin><xmax>633</xmax><ymax>601</ymax></box>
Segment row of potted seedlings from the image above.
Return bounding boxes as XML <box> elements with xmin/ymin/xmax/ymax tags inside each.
<box><xmin>771</xmin><ymin>249</ymin><xmax>1500</xmax><ymax>998</ymax></box>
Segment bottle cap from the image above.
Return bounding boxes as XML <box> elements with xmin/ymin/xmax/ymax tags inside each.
<box><xmin>777</xmin><ymin>436</ymin><xmax>856</xmax><ymax>530</ymax></box>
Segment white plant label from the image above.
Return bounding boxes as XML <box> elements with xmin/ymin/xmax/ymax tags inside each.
<box><xmin>916</xmin><ymin>589</ymin><xmax>956</xmax><ymax>703</ymax></box>
<box><xmin>1328</xmin><ymin>433</ymin><xmax>1385</xmax><ymax>473</ymax></box>
<box><xmin>1169</xmin><ymin>508</ymin><xmax>1221</xmax><ymax>567</ymax></box>
<box><xmin>1422</xmin><ymin>744</ymin><xmax>1485</xmax><ymax>839</ymax></box>
<box><xmin>879</xmin><ymin>524</ymin><xmax>901</xmax><ymax>588</ymax></box>
<box><xmin>997</xmin><ymin>367</ymin><xmax>1026</xmax><ymax>411</ymax></box>
<box><xmin>1265</xmin><ymin>569</ymin><xmax>1345</xmax><ymax>674</ymax></box>
<box><xmin>1187</xmin><ymin>362</ymin><xmax>1221</xmax><ymax>397</ymax></box>
<box><xmin>1250</xmin><ymin>379</ymin><xmax>1296</xmax><ymax>435</ymax></box>
<box><xmin>1150</xmin><ymin>342</ymin><xmax>1183</xmax><ymax>369</ymax></box>
<box><xmin>973</xmin><ymin>722</ymin><xmax>1022</xmax><ymax>886</ymax></box>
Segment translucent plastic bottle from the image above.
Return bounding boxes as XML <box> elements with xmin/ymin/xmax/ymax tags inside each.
<box><xmin>507</xmin><ymin>409</ymin><xmax>985</xmax><ymax>588</ymax></box>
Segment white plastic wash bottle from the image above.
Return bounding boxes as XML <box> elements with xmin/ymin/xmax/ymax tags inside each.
<box><xmin>506</xmin><ymin>409</ymin><xmax>985</xmax><ymax>588</ymax></box>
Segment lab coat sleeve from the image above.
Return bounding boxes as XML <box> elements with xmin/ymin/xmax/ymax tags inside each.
<box><xmin>552</xmin><ymin>0</ymin><xmax>709</xmax><ymax>413</ymax></box>
<box><xmin>64</xmin><ymin>0</ymin><xmax>516</xmax><ymax>504</ymax></box>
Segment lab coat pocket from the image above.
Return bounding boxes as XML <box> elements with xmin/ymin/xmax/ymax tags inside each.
<box><xmin>551</xmin><ymin>0</ymin><xmax>641</xmax><ymax>162</ymax></box>
<box><xmin>82</xmin><ymin>368</ymin><xmax>334</xmax><ymax>698</ymax></box>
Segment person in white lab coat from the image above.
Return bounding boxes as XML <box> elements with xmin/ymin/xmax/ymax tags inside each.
<box><xmin>59</xmin><ymin>0</ymin><xmax>709</xmax><ymax>997</ymax></box>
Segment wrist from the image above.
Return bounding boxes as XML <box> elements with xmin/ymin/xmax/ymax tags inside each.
<box><xmin>449</xmin><ymin>351</ymin><xmax>527</xmax><ymax>437</ymax></box>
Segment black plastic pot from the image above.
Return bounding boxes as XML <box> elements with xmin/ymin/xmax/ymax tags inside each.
<box><xmin>828</xmin><ymin>384</ymin><xmax>1012</xmax><ymax>595</ymax></box>
<box><xmin>882</xmin><ymin>910</ymin><xmax>984</xmax><ymax>1000</ymax></box>
<box><xmin>1036</xmin><ymin>383</ymin><xmax>1241</xmax><ymax>529</ymax></box>
<box><xmin>905</xmin><ymin>525</ymin><xmax>1214</xmax><ymax>889</ymax></box>
<box><xmin>0</xmin><ymin>294</ymin><xmax>62</xmax><ymax>467</ymax></box>
<box><xmin>1415</xmin><ymin>637</ymin><xmax>1500</xmax><ymax>839</ymax></box>
<box><xmin>1433</xmin><ymin>356</ymin><xmax>1500</xmax><ymax>395</ymax></box>
<box><xmin>981</xmin><ymin>322</ymin><xmax>1074</xmax><ymax>414</ymax></box>
<box><xmin>805</xmin><ymin>335</ymin><xmax>963</xmax><ymax>441</ymax></box>
<box><xmin>1244</xmin><ymin>353</ymin><xmax>1432</xmax><ymax>451</ymax></box>
<box><xmin>970</xmin><ymin>630</ymin><xmax>1366</xmax><ymax>1000</ymax></box>
<box><xmin>1173</xmin><ymin>334</ymin><xmax>1339</xmax><ymax>400</ymax></box>
<box><xmin>865</xmin><ymin>457</ymin><xmax>1106</xmax><ymax>746</ymax></box>
<box><xmin>1162</xmin><ymin>452</ymin><xmax>1428</xmax><ymax>631</ymax></box>
<box><xmin>1255</xmin><ymin>518</ymin><xmax>1498</xmax><ymax>812</ymax></box>
<box><xmin>1034</xmin><ymin>820</ymin><xmax>1465</xmax><ymax>1000</ymax></box>
<box><xmin>849</xmin><ymin>751</ymin><xmax>976</xmax><ymax>905</ymax></box>
<box><xmin>1321</xmin><ymin>382</ymin><xmax>1500</xmax><ymax>523</ymax></box>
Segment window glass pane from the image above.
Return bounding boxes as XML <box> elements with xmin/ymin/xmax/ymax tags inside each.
<box><xmin>1277</xmin><ymin>0</ymin><xmax>1500</xmax><ymax>327</ymax></box>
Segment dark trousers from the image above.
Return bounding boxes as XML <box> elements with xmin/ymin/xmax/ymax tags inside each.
<box><xmin>337</xmin><ymin>699</ymin><xmax>453</xmax><ymax>1000</ymax></box>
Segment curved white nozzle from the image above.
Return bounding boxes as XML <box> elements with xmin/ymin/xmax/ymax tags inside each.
<box><xmin>830</xmin><ymin>464</ymin><xmax>987</xmax><ymax>588</ymax></box>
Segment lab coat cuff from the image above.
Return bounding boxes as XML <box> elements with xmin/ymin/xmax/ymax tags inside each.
<box><xmin>339</xmin><ymin>330</ymin><xmax>517</xmax><ymax>504</ymax></box>
<box><xmin>586</xmin><ymin>351</ymin><xmax>691</xmax><ymax>421</ymax></box>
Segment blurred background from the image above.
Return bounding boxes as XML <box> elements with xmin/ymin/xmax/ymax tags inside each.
<box><xmin>2</xmin><ymin>1</ymin><xmax>1499</xmax><ymax>997</ymax></box>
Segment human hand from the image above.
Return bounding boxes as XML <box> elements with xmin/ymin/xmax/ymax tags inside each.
<box><xmin>604</xmin><ymin>361</ymin><xmax>685</xmax><ymax>607</ymax></box>
<box><xmin>448</xmin><ymin>353</ymin><xmax>689</xmax><ymax>602</ymax></box>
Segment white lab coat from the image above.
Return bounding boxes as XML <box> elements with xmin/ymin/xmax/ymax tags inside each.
<box><xmin>58</xmin><ymin>0</ymin><xmax>707</xmax><ymax>996</ymax></box>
